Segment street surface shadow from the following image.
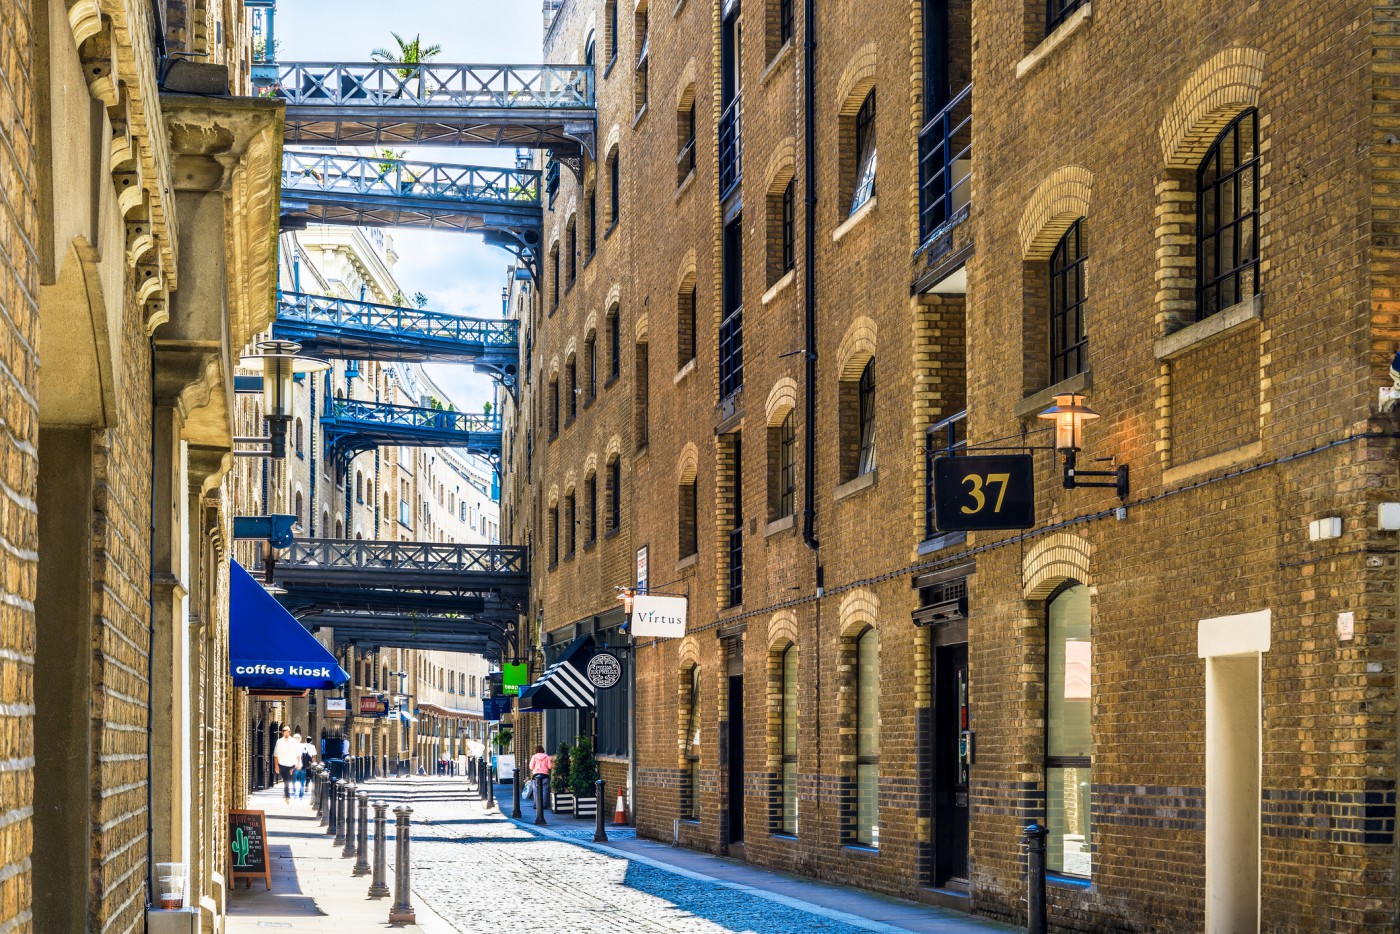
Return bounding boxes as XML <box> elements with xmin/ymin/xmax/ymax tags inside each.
<box><xmin>226</xmin><ymin>844</ymin><xmax>325</xmax><ymax>918</ymax></box>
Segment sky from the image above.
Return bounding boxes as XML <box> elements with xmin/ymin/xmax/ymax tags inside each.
<box><xmin>276</xmin><ymin>1</ymin><xmax>545</xmax><ymax>410</ymax></box>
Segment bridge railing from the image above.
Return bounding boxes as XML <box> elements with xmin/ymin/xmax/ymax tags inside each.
<box><xmin>280</xmin><ymin>539</ymin><xmax>528</xmax><ymax>575</ymax></box>
<box><xmin>277</xmin><ymin>62</ymin><xmax>594</xmax><ymax>109</ymax></box>
<box><xmin>325</xmin><ymin>398</ymin><xmax>502</xmax><ymax>434</ymax></box>
<box><xmin>278</xmin><ymin>291</ymin><xmax>519</xmax><ymax>346</ymax></box>
<box><xmin>282</xmin><ymin>152</ymin><xmax>541</xmax><ymax>205</ymax></box>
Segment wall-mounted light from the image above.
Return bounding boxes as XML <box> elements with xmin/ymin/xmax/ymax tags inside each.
<box><xmin>238</xmin><ymin>340</ymin><xmax>329</xmax><ymax>458</ymax></box>
<box><xmin>1037</xmin><ymin>392</ymin><xmax>1129</xmax><ymax>499</ymax></box>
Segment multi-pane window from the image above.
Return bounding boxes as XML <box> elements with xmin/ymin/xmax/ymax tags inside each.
<box><xmin>1047</xmin><ymin>0</ymin><xmax>1086</xmax><ymax>34</ymax></box>
<box><xmin>1049</xmin><ymin>219</ymin><xmax>1088</xmax><ymax>384</ymax></box>
<box><xmin>767</xmin><ymin>177</ymin><xmax>795</xmax><ymax>287</ymax></box>
<box><xmin>585</xmin><ymin>473</ymin><xmax>597</xmax><ymax>545</ymax></box>
<box><xmin>1046</xmin><ymin>583</ymin><xmax>1092</xmax><ymax>878</ymax></box>
<box><xmin>634</xmin><ymin>6</ymin><xmax>649</xmax><ymax>114</ymax></box>
<box><xmin>585</xmin><ymin>333</ymin><xmax>598</xmax><ymax>401</ymax></box>
<box><xmin>781</xmin><ymin>179</ymin><xmax>795</xmax><ymax>274</ymax></box>
<box><xmin>679</xmin><ymin>477</ymin><xmax>698</xmax><ymax>558</ymax></box>
<box><xmin>566</xmin><ymin>357</ymin><xmax>578</xmax><ymax>422</ymax></box>
<box><xmin>684</xmin><ymin>666</ymin><xmax>701</xmax><ymax>820</ymax></box>
<box><xmin>548</xmin><ymin>505</ymin><xmax>559</xmax><ymax>566</ymax></box>
<box><xmin>720</xmin><ymin>216</ymin><xmax>744</xmax><ymax>400</ymax></box>
<box><xmin>609</xmin><ymin>308</ymin><xmax>621</xmax><ymax>380</ymax></box>
<box><xmin>725</xmin><ymin>433</ymin><xmax>743</xmax><ymax>607</ymax></box>
<box><xmin>564</xmin><ymin>492</ymin><xmax>576</xmax><ymax>558</ymax></box>
<box><xmin>857</xmin><ymin>359</ymin><xmax>876</xmax><ymax>476</ymax></box>
<box><xmin>780</xmin><ymin>645</ymin><xmax>798</xmax><ymax>834</ymax></box>
<box><xmin>635</xmin><ymin>341</ymin><xmax>650</xmax><ymax>449</ymax></box>
<box><xmin>1197</xmin><ymin>109</ymin><xmax>1259</xmax><ymax>320</ymax></box>
<box><xmin>609</xmin><ymin>152</ymin><xmax>621</xmax><ymax>226</ymax></box>
<box><xmin>768</xmin><ymin>411</ymin><xmax>796</xmax><ymax>520</ymax></box>
<box><xmin>851</xmin><ymin>90</ymin><xmax>877</xmax><ymax>214</ymax></box>
<box><xmin>854</xmin><ymin>628</ymin><xmax>879</xmax><ymax>846</ymax></box>
<box><xmin>607</xmin><ymin>457</ymin><xmax>622</xmax><ymax>532</ymax></box>
<box><xmin>678</xmin><ymin>282</ymin><xmax>697</xmax><ymax>366</ymax></box>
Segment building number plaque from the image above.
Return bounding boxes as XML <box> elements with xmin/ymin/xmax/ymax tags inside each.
<box><xmin>933</xmin><ymin>454</ymin><xmax>1036</xmax><ymax>531</ymax></box>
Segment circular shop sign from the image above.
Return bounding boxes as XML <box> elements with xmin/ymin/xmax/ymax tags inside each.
<box><xmin>586</xmin><ymin>651</ymin><xmax>623</xmax><ymax>690</ymax></box>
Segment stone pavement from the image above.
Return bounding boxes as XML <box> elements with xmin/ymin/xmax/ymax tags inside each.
<box><xmin>228</xmin><ymin>778</ymin><xmax>1016</xmax><ymax>934</ymax></box>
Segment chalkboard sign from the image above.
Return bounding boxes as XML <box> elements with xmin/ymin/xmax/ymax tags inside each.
<box><xmin>228</xmin><ymin>809</ymin><xmax>271</xmax><ymax>890</ymax></box>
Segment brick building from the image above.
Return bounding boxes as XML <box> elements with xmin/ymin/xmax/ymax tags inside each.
<box><xmin>2</xmin><ymin>0</ymin><xmax>281</xmax><ymax>930</ymax></box>
<box><xmin>505</xmin><ymin>0</ymin><xmax>1400</xmax><ymax>929</ymax></box>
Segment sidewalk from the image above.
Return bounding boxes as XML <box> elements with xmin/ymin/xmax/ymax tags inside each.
<box><xmin>224</xmin><ymin>786</ymin><xmax>454</xmax><ymax>934</ymax></box>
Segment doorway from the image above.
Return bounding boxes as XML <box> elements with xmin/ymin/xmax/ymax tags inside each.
<box><xmin>727</xmin><ymin>674</ymin><xmax>745</xmax><ymax>844</ymax></box>
<box><xmin>932</xmin><ymin>642</ymin><xmax>970</xmax><ymax>887</ymax></box>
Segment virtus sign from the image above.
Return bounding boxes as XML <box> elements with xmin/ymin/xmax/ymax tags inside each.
<box><xmin>629</xmin><ymin>594</ymin><xmax>688</xmax><ymax>638</ymax></box>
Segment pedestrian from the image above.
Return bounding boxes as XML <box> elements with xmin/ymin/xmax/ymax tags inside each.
<box><xmin>439</xmin><ymin>749</ymin><xmax>450</xmax><ymax>776</ymax></box>
<box><xmin>273</xmin><ymin>727</ymin><xmax>300</xmax><ymax>802</ymax></box>
<box><xmin>297</xmin><ymin>735</ymin><xmax>317</xmax><ymax>797</ymax></box>
<box><xmin>291</xmin><ymin>732</ymin><xmax>307</xmax><ymax>797</ymax></box>
<box><xmin>529</xmin><ymin>744</ymin><xmax>551</xmax><ymax>802</ymax></box>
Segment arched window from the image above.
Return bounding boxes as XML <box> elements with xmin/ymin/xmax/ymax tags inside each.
<box><xmin>854</xmin><ymin>627</ymin><xmax>879</xmax><ymax>846</ymax></box>
<box><xmin>608</xmin><ymin>148</ymin><xmax>621</xmax><ymax>226</ymax></box>
<box><xmin>294</xmin><ymin>491</ymin><xmax>304</xmax><ymax>531</ymax></box>
<box><xmin>585</xmin><ymin>331</ymin><xmax>598</xmax><ymax>401</ymax></box>
<box><xmin>608</xmin><ymin>305</ymin><xmax>622</xmax><ymax>379</ymax></box>
<box><xmin>780</xmin><ymin>645</ymin><xmax>798</xmax><ymax>834</ymax></box>
<box><xmin>1049</xmin><ymin>219</ymin><xmax>1088</xmax><ymax>384</ymax></box>
<box><xmin>857</xmin><ymin>360</ymin><xmax>876</xmax><ymax>475</ymax></box>
<box><xmin>677</xmin><ymin>93</ymin><xmax>697</xmax><ymax>185</ymax></box>
<box><xmin>767</xmin><ymin>410</ymin><xmax>796</xmax><ymax>521</ymax></box>
<box><xmin>1046</xmin><ymin>583</ymin><xmax>1092</xmax><ymax>877</ymax></box>
<box><xmin>334</xmin><ymin>518</ymin><xmax>344</xmax><ymax>539</ymax></box>
<box><xmin>850</xmin><ymin>90</ymin><xmax>877</xmax><ymax>214</ymax></box>
<box><xmin>549</xmin><ymin>373</ymin><xmax>560</xmax><ymax>436</ymax></box>
<box><xmin>566</xmin><ymin>354</ymin><xmax>578</xmax><ymax>422</ymax></box>
<box><xmin>840</xmin><ymin>358</ymin><xmax>876</xmax><ymax>482</ymax></box>
<box><xmin>566</xmin><ymin>217</ymin><xmax>578</xmax><ymax>285</ymax></box>
<box><xmin>356</xmin><ymin>471</ymin><xmax>364</xmax><ymax>503</ymax></box>
<box><xmin>295</xmin><ymin>417</ymin><xmax>305</xmax><ymax>457</ymax></box>
<box><xmin>683</xmin><ymin>665</ymin><xmax>701</xmax><ymax>820</ymax></box>
<box><xmin>564</xmin><ymin>490</ymin><xmax>576</xmax><ymax>558</ymax></box>
<box><xmin>549</xmin><ymin>504</ymin><xmax>560</xmax><ymax>567</ymax></box>
<box><xmin>678</xmin><ymin>473</ymin><xmax>698</xmax><ymax>559</ymax></box>
<box><xmin>606</xmin><ymin>456</ymin><xmax>622</xmax><ymax>532</ymax></box>
<box><xmin>605</xmin><ymin>0</ymin><xmax>618</xmax><ymax>64</ymax></box>
<box><xmin>584</xmin><ymin>30</ymin><xmax>596</xmax><ymax>67</ymax></box>
<box><xmin>634</xmin><ymin>2</ymin><xmax>649</xmax><ymax>115</ymax></box>
<box><xmin>1197</xmin><ymin>109</ymin><xmax>1259</xmax><ymax>319</ymax></box>
<box><xmin>767</xmin><ymin>172</ymin><xmax>796</xmax><ymax>286</ymax></box>
<box><xmin>634</xmin><ymin>340</ymin><xmax>649</xmax><ymax>449</ymax></box>
<box><xmin>550</xmin><ymin>243</ymin><xmax>561</xmax><ymax>310</ymax></box>
<box><xmin>584</xmin><ymin>472</ymin><xmax>597</xmax><ymax>545</ymax></box>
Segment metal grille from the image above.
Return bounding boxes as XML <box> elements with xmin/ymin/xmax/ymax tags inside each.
<box><xmin>1049</xmin><ymin>219</ymin><xmax>1088</xmax><ymax>384</ymax></box>
<box><xmin>918</xmin><ymin>84</ymin><xmax>972</xmax><ymax>241</ymax></box>
<box><xmin>728</xmin><ymin>527</ymin><xmax>744</xmax><ymax>607</ymax></box>
<box><xmin>282</xmin><ymin>151</ymin><xmax>540</xmax><ymax>205</ymax></box>
<box><xmin>276</xmin><ymin>62</ymin><xmax>594</xmax><ymax>109</ymax></box>
<box><xmin>720</xmin><ymin>217</ymin><xmax>744</xmax><ymax>400</ymax></box>
<box><xmin>1197</xmin><ymin>109</ymin><xmax>1259</xmax><ymax>320</ymax></box>
<box><xmin>280</xmin><ymin>539</ymin><xmax>527</xmax><ymax>574</ymax></box>
<box><xmin>727</xmin><ymin>434</ymin><xmax>743</xmax><ymax>607</ymax></box>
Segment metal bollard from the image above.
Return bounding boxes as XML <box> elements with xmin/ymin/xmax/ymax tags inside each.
<box><xmin>533</xmin><ymin>774</ymin><xmax>547</xmax><ymax>826</ymax></box>
<box><xmin>389</xmin><ymin>806</ymin><xmax>416</xmax><ymax>924</ymax></box>
<box><xmin>333</xmin><ymin>783</ymin><xmax>347</xmax><ymax>846</ymax></box>
<box><xmin>315</xmin><ymin>770</ymin><xmax>325</xmax><ymax>821</ymax></box>
<box><xmin>486</xmin><ymin>762</ymin><xmax>495</xmax><ymax>810</ymax></box>
<box><xmin>510</xmin><ymin>765</ymin><xmax>522</xmax><ymax>820</ymax></box>
<box><xmin>593</xmin><ymin>778</ymin><xmax>608</xmax><ymax>842</ymax></box>
<box><xmin>341</xmin><ymin>784</ymin><xmax>359</xmax><ymax>857</ymax></box>
<box><xmin>478</xmin><ymin>759</ymin><xmax>487</xmax><ymax>801</ymax></box>
<box><xmin>353</xmin><ymin>791</ymin><xmax>371</xmax><ymax>875</ymax></box>
<box><xmin>1023</xmin><ymin>822</ymin><xmax>1048</xmax><ymax>934</ymax></box>
<box><xmin>326</xmin><ymin>779</ymin><xmax>339</xmax><ymax>837</ymax></box>
<box><xmin>368</xmin><ymin>800</ymin><xmax>390</xmax><ymax>898</ymax></box>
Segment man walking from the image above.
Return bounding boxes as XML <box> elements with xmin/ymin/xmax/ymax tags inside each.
<box><xmin>273</xmin><ymin>727</ymin><xmax>300</xmax><ymax>802</ymax></box>
<box><xmin>297</xmin><ymin>735</ymin><xmax>316</xmax><ymax>797</ymax></box>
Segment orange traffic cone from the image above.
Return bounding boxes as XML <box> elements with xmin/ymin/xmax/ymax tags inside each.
<box><xmin>614</xmin><ymin>788</ymin><xmax>628</xmax><ymax>825</ymax></box>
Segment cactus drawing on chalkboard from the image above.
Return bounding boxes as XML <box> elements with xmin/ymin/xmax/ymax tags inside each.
<box><xmin>232</xmin><ymin>827</ymin><xmax>251</xmax><ymax>867</ymax></box>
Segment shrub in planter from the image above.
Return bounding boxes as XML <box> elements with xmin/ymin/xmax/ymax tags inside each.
<box><xmin>551</xmin><ymin>742</ymin><xmax>574</xmax><ymax>811</ymax></box>
<box><xmin>569</xmin><ymin>736</ymin><xmax>600</xmax><ymax>797</ymax></box>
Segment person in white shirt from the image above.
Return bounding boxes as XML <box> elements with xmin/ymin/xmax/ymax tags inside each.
<box><xmin>273</xmin><ymin>727</ymin><xmax>300</xmax><ymax>801</ymax></box>
<box><xmin>297</xmin><ymin>738</ymin><xmax>317</xmax><ymax>798</ymax></box>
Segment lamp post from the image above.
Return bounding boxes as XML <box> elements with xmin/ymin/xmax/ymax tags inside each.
<box><xmin>237</xmin><ymin>340</ymin><xmax>329</xmax><ymax>459</ymax></box>
<box><xmin>616</xmin><ymin>588</ymin><xmax>636</xmax><ymax>828</ymax></box>
<box><xmin>1036</xmin><ymin>393</ymin><xmax>1129</xmax><ymax>499</ymax></box>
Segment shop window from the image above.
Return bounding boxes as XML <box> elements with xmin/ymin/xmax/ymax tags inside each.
<box><xmin>1046</xmin><ymin>583</ymin><xmax>1092</xmax><ymax>877</ymax></box>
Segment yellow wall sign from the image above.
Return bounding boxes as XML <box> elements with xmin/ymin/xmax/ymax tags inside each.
<box><xmin>933</xmin><ymin>454</ymin><xmax>1036</xmax><ymax>531</ymax></box>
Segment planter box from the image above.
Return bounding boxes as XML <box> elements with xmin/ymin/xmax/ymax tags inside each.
<box><xmin>573</xmin><ymin>796</ymin><xmax>598</xmax><ymax>818</ymax></box>
<box><xmin>551</xmin><ymin>792</ymin><xmax>575</xmax><ymax>813</ymax></box>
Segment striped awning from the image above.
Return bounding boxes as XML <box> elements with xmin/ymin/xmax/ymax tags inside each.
<box><xmin>517</xmin><ymin>634</ymin><xmax>595</xmax><ymax>710</ymax></box>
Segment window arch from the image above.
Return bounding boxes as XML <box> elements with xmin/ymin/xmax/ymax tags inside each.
<box><xmin>584</xmin><ymin>30</ymin><xmax>596</xmax><ymax>67</ymax></box>
<box><xmin>1046</xmin><ymin>582</ymin><xmax>1092</xmax><ymax>877</ymax></box>
<box><xmin>1049</xmin><ymin>219</ymin><xmax>1088</xmax><ymax>384</ymax></box>
<box><xmin>1197</xmin><ymin>109</ymin><xmax>1259</xmax><ymax>320</ymax></box>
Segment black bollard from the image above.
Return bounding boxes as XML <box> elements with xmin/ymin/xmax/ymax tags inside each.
<box><xmin>1023</xmin><ymin>822</ymin><xmax>1048</xmax><ymax>934</ymax></box>
<box><xmin>478</xmin><ymin>759</ymin><xmax>487</xmax><ymax>801</ymax></box>
<box><xmin>315</xmin><ymin>769</ymin><xmax>325</xmax><ymax>821</ymax></box>
<box><xmin>533</xmin><ymin>773</ymin><xmax>547</xmax><ymax>826</ymax></box>
<box><xmin>510</xmin><ymin>764</ymin><xmax>522</xmax><ymax>820</ymax></box>
<box><xmin>593</xmin><ymin>778</ymin><xmax>608</xmax><ymax>842</ymax></box>
<box><xmin>326</xmin><ymin>779</ymin><xmax>339</xmax><ymax>837</ymax></box>
<box><xmin>486</xmin><ymin>761</ymin><xmax>495</xmax><ymax>810</ymax></box>
<box><xmin>368</xmin><ymin>800</ymin><xmax>390</xmax><ymax>898</ymax></box>
<box><xmin>333</xmin><ymin>783</ymin><xmax>348</xmax><ymax>847</ymax></box>
<box><xmin>388</xmin><ymin>805</ymin><xmax>416</xmax><ymax>924</ymax></box>
<box><xmin>341</xmin><ymin>783</ymin><xmax>359</xmax><ymax>857</ymax></box>
<box><xmin>353</xmin><ymin>791</ymin><xmax>371</xmax><ymax>875</ymax></box>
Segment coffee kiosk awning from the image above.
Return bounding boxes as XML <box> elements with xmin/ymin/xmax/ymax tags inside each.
<box><xmin>230</xmin><ymin>560</ymin><xmax>350</xmax><ymax>691</ymax></box>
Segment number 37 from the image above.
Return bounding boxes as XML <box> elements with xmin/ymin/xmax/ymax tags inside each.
<box><xmin>960</xmin><ymin>473</ymin><xmax>1010</xmax><ymax>514</ymax></box>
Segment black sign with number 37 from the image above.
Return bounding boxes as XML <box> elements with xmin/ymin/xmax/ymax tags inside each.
<box><xmin>933</xmin><ymin>454</ymin><xmax>1036</xmax><ymax>531</ymax></box>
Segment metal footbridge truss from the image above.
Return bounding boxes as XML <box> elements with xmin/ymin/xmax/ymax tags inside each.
<box><xmin>273</xmin><ymin>291</ymin><xmax>519</xmax><ymax>386</ymax></box>
<box><xmin>271</xmin><ymin>539</ymin><xmax>528</xmax><ymax>659</ymax></box>
<box><xmin>321</xmin><ymin>398</ymin><xmax>502</xmax><ymax>476</ymax></box>
<box><xmin>280</xmin><ymin>151</ymin><xmax>543</xmax><ymax>262</ymax></box>
<box><xmin>276</xmin><ymin>62</ymin><xmax>595</xmax><ymax>160</ymax></box>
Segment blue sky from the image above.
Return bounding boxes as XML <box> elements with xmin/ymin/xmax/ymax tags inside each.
<box><xmin>277</xmin><ymin>1</ymin><xmax>544</xmax><ymax>409</ymax></box>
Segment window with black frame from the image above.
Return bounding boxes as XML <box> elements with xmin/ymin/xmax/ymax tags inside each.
<box><xmin>1046</xmin><ymin>0</ymin><xmax>1085</xmax><ymax>34</ymax></box>
<box><xmin>850</xmin><ymin>90</ymin><xmax>877</xmax><ymax>214</ymax></box>
<box><xmin>853</xmin><ymin>627</ymin><xmax>879</xmax><ymax>846</ymax></box>
<box><xmin>609</xmin><ymin>307</ymin><xmax>621</xmax><ymax>380</ymax></box>
<box><xmin>564</xmin><ymin>492</ymin><xmax>576</xmax><ymax>558</ymax></box>
<box><xmin>768</xmin><ymin>411</ymin><xmax>795</xmax><ymax>521</ymax></box>
<box><xmin>779</xmin><ymin>644</ymin><xmax>798</xmax><ymax>834</ymax></box>
<box><xmin>1046</xmin><ymin>583</ymin><xmax>1092</xmax><ymax>878</ymax></box>
<box><xmin>1197</xmin><ymin>109</ymin><xmax>1259</xmax><ymax>320</ymax></box>
<box><xmin>605</xmin><ymin>0</ymin><xmax>618</xmax><ymax>65</ymax></box>
<box><xmin>857</xmin><ymin>359</ymin><xmax>876</xmax><ymax>476</ymax></box>
<box><xmin>781</xmin><ymin>179</ymin><xmax>795</xmax><ymax>273</ymax></box>
<box><xmin>609</xmin><ymin>152</ymin><xmax>621</xmax><ymax>226</ymax></box>
<box><xmin>779</xmin><ymin>0</ymin><xmax>793</xmax><ymax>46</ymax></box>
<box><xmin>607</xmin><ymin>457</ymin><xmax>622</xmax><ymax>531</ymax></box>
<box><xmin>586</xmin><ymin>184</ymin><xmax>597</xmax><ymax>256</ymax></box>
<box><xmin>684</xmin><ymin>665</ymin><xmax>701</xmax><ymax>820</ymax></box>
<box><xmin>585</xmin><ymin>333</ymin><xmax>597</xmax><ymax>401</ymax></box>
<box><xmin>585</xmin><ymin>473</ymin><xmax>597</xmax><ymax>545</ymax></box>
<box><xmin>1049</xmin><ymin>219</ymin><xmax>1088</xmax><ymax>384</ymax></box>
<box><xmin>566</xmin><ymin>357</ymin><xmax>577</xmax><ymax>421</ymax></box>
<box><xmin>548</xmin><ymin>505</ymin><xmax>559</xmax><ymax>566</ymax></box>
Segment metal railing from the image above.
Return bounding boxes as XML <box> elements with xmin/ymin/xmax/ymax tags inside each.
<box><xmin>718</xmin><ymin>304</ymin><xmax>743</xmax><ymax>401</ymax></box>
<box><xmin>276</xmin><ymin>62</ymin><xmax>594</xmax><ymax>109</ymax></box>
<box><xmin>278</xmin><ymin>291</ymin><xmax>518</xmax><ymax>346</ymax></box>
<box><xmin>325</xmin><ymin>398</ymin><xmax>501</xmax><ymax>434</ymax></box>
<box><xmin>918</xmin><ymin>84</ymin><xmax>972</xmax><ymax>243</ymax></box>
<box><xmin>727</xmin><ymin>527</ymin><xmax>743</xmax><ymax>607</ymax></box>
<box><xmin>280</xmin><ymin>538</ymin><xmax>528</xmax><ymax>575</ymax></box>
<box><xmin>718</xmin><ymin>94</ymin><xmax>742</xmax><ymax>199</ymax></box>
<box><xmin>282</xmin><ymin>152</ymin><xmax>540</xmax><ymax>206</ymax></box>
<box><xmin>925</xmin><ymin>410</ymin><xmax>968</xmax><ymax>539</ymax></box>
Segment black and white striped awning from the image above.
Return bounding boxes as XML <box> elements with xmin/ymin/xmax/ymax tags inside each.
<box><xmin>517</xmin><ymin>634</ymin><xmax>595</xmax><ymax>710</ymax></box>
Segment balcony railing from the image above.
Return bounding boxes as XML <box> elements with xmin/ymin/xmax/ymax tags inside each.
<box><xmin>280</xmin><ymin>538</ymin><xmax>528</xmax><ymax>575</ymax></box>
<box><xmin>276</xmin><ymin>62</ymin><xmax>594</xmax><ymax>109</ymax></box>
<box><xmin>278</xmin><ymin>291</ymin><xmax>518</xmax><ymax>346</ymax></box>
<box><xmin>718</xmin><ymin>94</ymin><xmax>743</xmax><ymax>199</ymax></box>
<box><xmin>918</xmin><ymin>84</ymin><xmax>972</xmax><ymax>243</ymax></box>
<box><xmin>925</xmin><ymin>409</ymin><xmax>968</xmax><ymax>540</ymax></box>
<box><xmin>718</xmin><ymin>304</ymin><xmax>743</xmax><ymax>401</ymax></box>
<box><xmin>728</xmin><ymin>526</ymin><xmax>744</xmax><ymax>607</ymax></box>
<box><xmin>282</xmin><ymin>151</ymin><xmax>540</xmax><ymax>206</ymax></box>
<box><xmin>325</xmin><ymin>398</ymin><xmax>501</xmax><ymax>434</ymax></box>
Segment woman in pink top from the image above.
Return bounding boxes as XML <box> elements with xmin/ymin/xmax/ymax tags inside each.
<box><xmin>529</xmin><ymin>745</ymin><xmax>551</xmax><ymax>777</ymax></box>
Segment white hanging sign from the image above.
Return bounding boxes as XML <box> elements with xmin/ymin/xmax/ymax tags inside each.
<box><xmin>630</xmin><ymin>594</ymin><xmax>688</xmax><ymax>638</ymax></box>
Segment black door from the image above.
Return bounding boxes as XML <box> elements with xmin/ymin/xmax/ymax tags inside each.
<box><xmin>727</xmin><ymin>675</ymin><xmax>744</xmax><ymax>843</ymax></box>
<box><xmin>933</xmin><ymin>643</ymin><xmax>970</xmax><ymax>885</ymax></box>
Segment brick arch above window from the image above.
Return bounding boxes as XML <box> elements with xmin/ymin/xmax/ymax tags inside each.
<box><xmin>835</xmin><ymin>315</ymin><xmax>877</xmax><ymax>379</ymax></box>
<box><xmin>547</xmin><ymin>484</ymin><xmax>560</xmax><ymax>509</ymax></box>
<box><xmin>1022</xmin><ymin>531</ymin><xmax>1093</xmax><ymax>599</ymax></box>
<box><xmin>1019</xmin><ymin>165</ymin><xmax>1093</xmax><ymax>260</ymax></box>
<box><xmin>764</xmin><ymin>138</ymin><xmax>797</xmax><ymax>194</ymax></box>
<box><xmin>584</xmin><ymin>310</ymin><xmax>598</xmax><ymax>338</ymax></box>
<box><xmin>834</xmin><ymin>43</ymin><xmax>878</xmax><ymax>117</ymax></box>
<box><xmin>677</xmin><ymin>441</ymin><xmax>699</xmax><ymax>484</ymax></box>
<box><xmin>606</xmin><ymin>434</ymin><xmax>623</xmax><ymax>459</ymax></box>
<box><xmin>583</xmin><ymin>451</ymin><xmax>599</xmax><ymax>476</ymax></box>
<box><xmin>1158</xmin><ymin>46</ymin><xmax>1265</xmax><ymax>169</ymax></box>
<box><xmin>635</xmin><ymin>310</ymin><xmax>649</xmax><ymax>342</ymax></box>
<box><xmin>604</xmin><ymin>124</ymin><xmax>623</xmax><ymax>162</ymax></box>
<box><xmin>675</xmin><ymin>59</ymin><xmax>697</xmax><ymax>108</ymax></box>
<box><xmin>766</xmin><ymin>608</ymin><xmax>799</xmax><ymax>651</ymax></box>
<box><xmin>548</xmin><ymin>356</ymin><xmax>561</xmax><ymax>380</ymax></box>
<box><xmin>564</xmin><ymin>336</ymin><xmax>578</xmax><ymax>360</ymax></box>
<box><xmin>838</xmin><ymin>587</ymin><xmax>879</xmax><ymax>638</ymax></box>
<box><xmin>605</xmin><ymin>283</ymin><xmax>622</xmax><ymax>311</ymax></box>
<box><xmin>765</xmin><ymin>377</ymin><xmax>799</xmax><ymax>426</ymax></box>
<box><xmin>678</xmin><ymin>636</ymin><xmax>701</xmax><ymax>671</ymax></box>
<box><xmin>563</xmin><ymin>469</ymin><xmax>577</xmax><ymax>495</ymax></box>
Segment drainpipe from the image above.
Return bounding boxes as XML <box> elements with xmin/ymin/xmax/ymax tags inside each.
<box><xmin>801</xmin><ymin>0</ymin><xmax>819</xmax><ymax>552</ymax></box>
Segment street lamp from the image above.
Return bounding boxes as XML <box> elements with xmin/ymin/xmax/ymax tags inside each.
<box><xmin>238</xmin><ymin>339</ymin><xmax>330</xmax><ymax>459</ymax></box>
<box><xmin>1036</xmin><ymin>393</ymin><xmax>1129</xmax><ymax>499</ymax></box>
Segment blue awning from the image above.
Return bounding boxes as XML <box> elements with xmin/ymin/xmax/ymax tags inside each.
<box><xmin>398</xmin><ymin>709</ymin><xmax>417</xmax><ymax>723</ymax></box>
<box><xmin>230</xmin><ymin>560</ymin><xmax>349</xmax><ymax>690</ymax></box>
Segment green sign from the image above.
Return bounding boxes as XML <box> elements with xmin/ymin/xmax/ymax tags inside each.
<box><xmin>502</xmin><ymin>663</ymin><xmax>527</xmax><ymax>697</ymax></box>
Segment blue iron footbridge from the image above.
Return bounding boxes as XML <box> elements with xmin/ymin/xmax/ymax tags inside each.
<box><xmin>320</xmin><ymin>397</ymin><xmax>503</xmax><ymax>477</ymax></box>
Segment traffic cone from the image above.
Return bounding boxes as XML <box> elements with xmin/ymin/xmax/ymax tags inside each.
<box><xmin>614</xmin><ymin>788</ymin><xmax>628</xmax><ymax>825</ymax></box>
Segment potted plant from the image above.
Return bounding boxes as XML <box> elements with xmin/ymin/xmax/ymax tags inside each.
<box><xmin>550</xmin><ymin>741</ymin><xmax>574</xmax><ymax>812</ymax></box>
<box><xmin>569</xmin><ymin>735</ymin><xmax>600</xmax><ymax>818</ymax></box>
